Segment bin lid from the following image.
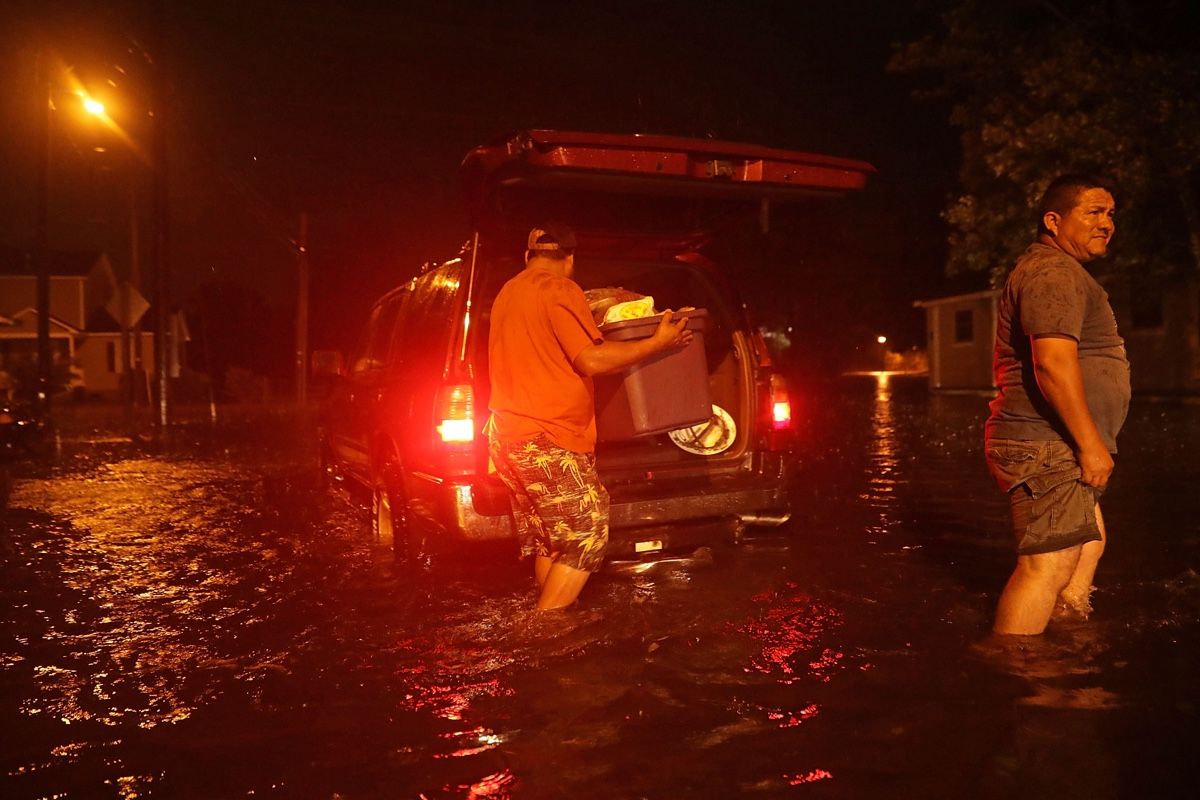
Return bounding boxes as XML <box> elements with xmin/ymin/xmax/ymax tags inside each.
<box><xmin>599</xmin><ymin>308</ymin><xmax>709</xmax><ymax>338</ymax></box>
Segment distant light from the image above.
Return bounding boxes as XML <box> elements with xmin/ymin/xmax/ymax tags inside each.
<box><xmin>876</xmin><ymin>335</ymin><xmax>887</xmax><ymax>345</ymax></box>
<box><xmin>93</xmin><ymin>147</ymin><xmax>107</xmax><ymax>153</ymax></box>
<box><xmin>82</xmin><ymin>96</ymin><xmax>106</xmax><ymax>116</ymax></box>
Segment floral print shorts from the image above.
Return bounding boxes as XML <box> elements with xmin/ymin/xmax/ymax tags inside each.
<box><xmin>488</xmin><ymin>433</ymin><xmax>610</xmax><ymax>572</ymax></box>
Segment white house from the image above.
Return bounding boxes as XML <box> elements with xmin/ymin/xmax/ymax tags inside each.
<box><xmin>0</xmin><ymin>247</ymin><xmax>155</xmax><ymax>398</ymax></box>
<box><xmin>915</xmin><ymin>272</ymin><xmax>1200</xmax><ymax>395</ymax></box>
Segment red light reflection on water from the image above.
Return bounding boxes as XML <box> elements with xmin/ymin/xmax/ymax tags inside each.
<box><xmin>736</xmin><ymin>582</ymin><xmax>845</xmax><ymax>684</ymax></box>
<box><xmin>731</xmin><ymin>697</ymin><xmax>821</xmax><ymax>729</ymax></box>
<box><xmin>403</xmin><ymin>678</ymin><xmax>511</xmax><ymax>721</ymax></box>
<box><xmin>766</xmin><ymin>703</ymin><xmax>820</xmax><ymax>728</ymax></box>
<box><xmin>787</xmin><ymin>769</ymin><xmax>833</xmax><ymax>785</ymax></box>
<box><xmin>434</xmin><ymin>726</ymin><xmax>505</xmax><ymax>759</ymax></box>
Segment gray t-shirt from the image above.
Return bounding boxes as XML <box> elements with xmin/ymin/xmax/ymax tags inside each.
<box><xmin>986</xmin><ymin>243</ymin><xmax>1131</xmax><ymax>452</ymax></box>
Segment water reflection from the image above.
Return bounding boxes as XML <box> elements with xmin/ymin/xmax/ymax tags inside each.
<box><xmin>2</xmin><ymin>398</ymin><xmax>1196</xmax><ymax>798</ymax></box>
<box><xmin>462</xmin><ymin>767</ymin><xmax>516</xmax><ymax>799</ymax></box>
<box><xmin>861</xmin><ymin>372</ymin><xmax>904</xmax><ymax>538</ymax></box>
<box><xmin>737</xmin><ymin>581</ymin><xmax>845</xmax><ymax>684</ymax></box>
<box><xmin>787</xmin><ymin>768</ymin><xmax>834</xmax><ymax>785</ymax></box>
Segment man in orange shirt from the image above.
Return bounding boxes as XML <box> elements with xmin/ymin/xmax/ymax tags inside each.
<box><xmin>488</xmin><ymin>223</ymin><xmax>692</xmax><ymax>610</ymax></box>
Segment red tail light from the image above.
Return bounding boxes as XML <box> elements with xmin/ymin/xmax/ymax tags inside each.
<box><xmin>436</xmin><ymin>383</ymin><xmax>475</xmax><ymax>443</ymax></box>
<box><xmin>769</xmin><ymin>373</ymin><xmax>792</xmax><ymax>430</ymax></box>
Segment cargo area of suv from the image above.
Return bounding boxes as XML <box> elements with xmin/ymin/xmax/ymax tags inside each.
<box><xmin>318</xmin><ymin>130</ymin><xmax>873</xmax><ymax>563</ymax></box>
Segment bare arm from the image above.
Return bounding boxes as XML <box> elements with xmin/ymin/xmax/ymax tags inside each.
<box><xmin>1031</xmin><ymin>334</ymin><xmax>1114</xmax><ymax>488</ymax></box>
<box><xmin>572</xmin><ymin>311</ymin><xmax>694</xmax><ymax>377</ymax></box>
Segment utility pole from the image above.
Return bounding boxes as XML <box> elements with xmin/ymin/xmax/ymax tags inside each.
<box><xmin>129</xmin><ymin>178</ymin><xmax>142</xmax><ymax>405</ymax></box>
<box><xmin>294</xmin><ymin>212</ymin><xmax>309</xmax><ymax>405</ymax></box>
<box><xmin>33</xmin><ymin>47</ymin><xmax>52</xmax><ymax>419</ymax></box>
<box><xmin>151</xmin><ymin>0</ymin><xmax>170</xmax><ymax>429</ymax></box>
<box><xmin>121</xmin><ymin>179</ymin><xmax>138</xmax><ymax>431</ymax></box>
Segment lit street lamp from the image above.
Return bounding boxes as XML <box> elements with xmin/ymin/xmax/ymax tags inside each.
<box><xmin>32</xmin><ymin>53</ymin><xmax>114</xmax><ymax>419</ymax></box>
<box><xmin>33</xmin><ymin>38</ymin><xmax>169</xmax><ymax>432</ymax></box>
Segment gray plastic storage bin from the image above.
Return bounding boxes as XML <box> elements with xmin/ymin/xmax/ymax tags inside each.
<box><xmin>594</xmin><ymin>309</ymin><xmax>712</xmax><ymax>441</ymax></box>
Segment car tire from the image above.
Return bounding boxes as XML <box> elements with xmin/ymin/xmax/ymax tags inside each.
<box><xmin>372</xmin><ymin>463</ymin><xmax>427</xmax><ymax>570</ymax></box>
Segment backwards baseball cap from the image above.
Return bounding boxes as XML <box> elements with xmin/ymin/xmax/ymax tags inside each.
<box><xmin>527</xmin><ymin>221</ymin><xmax>577</xmax><ymax>253</ymax></box>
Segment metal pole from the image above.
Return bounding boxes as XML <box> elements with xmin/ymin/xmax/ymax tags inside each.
<box><xmin>34</xmin><ymin>47</ymin><xmax>52</xmax><ymax>418</ymax></box>
<box><xmin>129</xmin><ymin>177</ymin><xmax>142</xmax><ymax>405</ymax></box>
<box><xmin>151</xmin><ymin>1</ymin><xmax>170</xmax><ymax>429</ymax></box>
<box><xmin>130</xmin><ymin>168</ymin><xmax>146</xmax><ymax>406</ymax></box>
<box><xmin>295</xmin><ymin>212</ymin><xmax>309</xmax><ymax>405</ymax></box>
<box><xmin>120</xmin><ymin>282</ymin><xmax>131</xmax><ymax>430</ymax></box>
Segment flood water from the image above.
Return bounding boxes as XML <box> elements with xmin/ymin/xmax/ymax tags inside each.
<box><xmin>3</xmin><ymin>377</ymin><xmax>1198</xmax><ymax>799</ymax></box>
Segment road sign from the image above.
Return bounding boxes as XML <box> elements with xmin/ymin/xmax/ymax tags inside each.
<box><xmin>104</xmin><ymin>281</ymin><xmax>150</xmax><ymax>328</ymax></box>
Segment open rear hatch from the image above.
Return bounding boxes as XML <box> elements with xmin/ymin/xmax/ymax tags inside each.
<box><xmin>462</xmin><ymin>130</ymin><xmax>874</xmax><ymax>478</ymax></box>
<box><xmin>462</xmin><ymin>129</ymin><xmax>874</xmax><ymax>225</ymax></box>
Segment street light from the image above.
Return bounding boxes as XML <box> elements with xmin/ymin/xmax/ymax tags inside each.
<box><xmin>69</xmin><ymin>65</ymin><xmax>165</xmax><ymax>431</ymax></box>
<box><xmin>34</xmin><ymin>47</ymin><xmax>148</xmax><ymax>424</ymax></box>
<box><xmin>32</xmin><ymin>75</ymin><xmax>106</xmax><ymax>420</ymax></box>
<box><xmin>81</xmin><ymin>95</ymin><xmax>105</xmax><ymax>116</ymax></box>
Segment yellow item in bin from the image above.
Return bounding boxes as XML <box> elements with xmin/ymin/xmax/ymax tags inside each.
<box><xmin>601</xmin><ymin>296</ymin><xmax>656</xmax><ymax>325</ymax></box>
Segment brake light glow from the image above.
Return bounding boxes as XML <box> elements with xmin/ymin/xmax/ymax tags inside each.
<box><xmin>772</xmin><ymin>401</ymin><xmax>791</xmax><ymax>427</ymax></box>
<box><xmin>438</xmin><ymin>418</ymin><xmax>474</xmax><ymax>442</ymax></box>
<box><xmin>769</xmin><ymin>373</ymin><xmax>792</xmax><ymax>430</ymax></box>
<box><xmin>436</xmin><ymin>384</ymin><xmax>475</xmax><ymax>443</ymax></box>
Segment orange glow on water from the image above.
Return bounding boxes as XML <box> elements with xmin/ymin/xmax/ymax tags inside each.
<box><xmin>467</xmin><ymin>768</ymin><xmax>516</xmax><ymax>798</ymax></box>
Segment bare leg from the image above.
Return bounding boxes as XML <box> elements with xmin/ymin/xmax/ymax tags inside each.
<box><xmin>994</xmin><ymin>545</ymin><xmax>1083</xmax><ymax>635</ymax></box>
<box><xmin>534</xmin><ymin>554</ymin><xmax>554</xmax><ymax>589</ymax></box>
<box><xmin>1058</xmin><ymin>502</ymin><xmax>1106</xmax><ymax>616</ymax></box>
<box><xmin>537</xmin><ymin>561</ymin><xmax>592</xmax><ymax>610</ymax></box>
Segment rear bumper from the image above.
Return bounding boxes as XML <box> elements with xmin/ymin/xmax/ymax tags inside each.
<box><xmin>410</xmin><ymin>452</ymin><xmax>791</xmax><ymax>543</ymax></box>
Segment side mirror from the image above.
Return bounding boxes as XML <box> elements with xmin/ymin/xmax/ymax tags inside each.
<box><xmin>311</xmin><ymin>349</ymin><xmax>345</xmax><ymax>378</ymax></box>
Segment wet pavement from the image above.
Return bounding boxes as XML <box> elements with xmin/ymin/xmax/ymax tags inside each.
<box><xmin>2</xmin><ymin>378</ymin><xmax>1198</xmax><ymax>799</ymax></box>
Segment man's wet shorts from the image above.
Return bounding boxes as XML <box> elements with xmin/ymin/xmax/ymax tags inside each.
<box><xmin>488</xmin><ymin>432</ymin><xmax>610</xmax><ymax>572</ymax></box>
<box><xmin>985</xmin><ymin>438</ymin><xmax>1104</xmax><ymax>555</ymax></box>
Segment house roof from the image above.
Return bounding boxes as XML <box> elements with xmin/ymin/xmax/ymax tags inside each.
<box><xmin>0</xmin><ymin>245</ymin><xmax>105</xmax><ymax>277</ymax></box>
<box><xmin>0</xmin><ymin>307</ymin><xmax>82</xmax><ymax>335</ymax></box>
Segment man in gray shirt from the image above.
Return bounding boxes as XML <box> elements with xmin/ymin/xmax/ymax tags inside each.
<box><xmin>985</xmin><ymin>174</ymin><xmax>1131</xmax><ymax>636</ymax></box>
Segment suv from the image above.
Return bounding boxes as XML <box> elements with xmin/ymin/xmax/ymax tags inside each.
<box><xmin>318</xmin><ymin>130</ymin><xmax>873</xmax><ymax>562</ymax></box>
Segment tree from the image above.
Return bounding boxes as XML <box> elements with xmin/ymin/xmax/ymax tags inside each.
<box><xmin>891</xmin><ymin>0</ymin><xmax>1200</xmax><ymax>284</ymax></box>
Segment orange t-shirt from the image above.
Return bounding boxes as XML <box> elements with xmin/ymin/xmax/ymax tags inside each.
<box><xmin>488</xmin><ymin>266</ymin><xmax>604</xmax><ymax>453</ymax></box>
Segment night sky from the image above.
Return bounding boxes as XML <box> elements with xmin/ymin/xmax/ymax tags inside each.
<box><xmin>1</xmin><ymin>0</ymin><xmax>960</xmax><ymax>362</ymax></box>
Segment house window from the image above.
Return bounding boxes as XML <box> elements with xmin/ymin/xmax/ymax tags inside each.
<box><xmin>954</xmin><ymin>309</ymin><xmax>974</xmax><ymax>343</ymax></box>
<box><xmin>107</xmin><ymin>342</ymin><xmax>116</xmax><ymax>372</ymax></box>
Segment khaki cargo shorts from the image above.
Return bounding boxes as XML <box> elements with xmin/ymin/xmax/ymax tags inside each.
<box><xmin>985</xmin><ymin>438</ymin><xmax>1103</xmax><ymax>556</ymax></box>
<box><xmin>488</xmin><ymin>432</ymin><xmax>610</xmax><ymax>572</ymax></box>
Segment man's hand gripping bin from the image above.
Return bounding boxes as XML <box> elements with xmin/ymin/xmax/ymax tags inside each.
<box><xmin>594</xmin><ymin>310</ymin><xmax>712</xmax><ymax>441</ymax></box>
